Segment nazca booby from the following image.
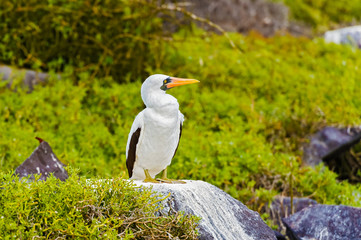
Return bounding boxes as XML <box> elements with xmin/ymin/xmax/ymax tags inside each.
<box><xmin>126</xmin><ymin>74</ymin><xmax>199</xmax><ymax>183</ymax></box>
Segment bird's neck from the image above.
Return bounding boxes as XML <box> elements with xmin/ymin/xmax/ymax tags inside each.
<box><xmin>143</xmin><ymin>92</ymin><xmax>179</xmax><ymax>115</ymax></box>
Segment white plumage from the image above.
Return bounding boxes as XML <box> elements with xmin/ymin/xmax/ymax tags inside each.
<box><xmin>126</xmin><ymin>74</ymin><xmax>199</xmax><ymax>182</ymax></box>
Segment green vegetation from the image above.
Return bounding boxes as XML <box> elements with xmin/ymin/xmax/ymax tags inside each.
<box><xmin>1</xmin><ymin>0</ymin><xmax>361</xmax><ymax>236</ymax></box>
<box><xmin>2</xmin><ymin>31</ymin><xmax>361</xmax><ymax>211</ymax></box>
<box><xmin>0</xmin><ymin>168</ymin><xmax>199</xmax><ymax>239</ymax></box>
<box><xmin>0</xmin><ymin>0</ymin><xmax>187</xmax><ymax>82</ymax></box>
<box><xmin>279</xmin><ymin>0</ymin><xmax>361</xmax><ymax>30</ymax></box>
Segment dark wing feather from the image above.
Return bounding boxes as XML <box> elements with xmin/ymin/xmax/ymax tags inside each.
<box><xmin>172</xmin><ymin>124</ymin><xmax>182</xmax><ymax>159</ymax></box>
<box><xmin>126</xmin><ymin>128</ymin><xmax>141</xmax><ymax>178</ymax></box>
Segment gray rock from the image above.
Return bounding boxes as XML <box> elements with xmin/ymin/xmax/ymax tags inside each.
<box><xmin>325</xmin><ymin>25</ymin><xmax>361</xmax><ymax>48</ymax></box>
<box><xmin>0</xmin><ymin>65</ymin><xmax>53</xmax><ymax>91</ymax></box>
<box><xmin>0</xmin><ymin>65</ymin><xmax>12</xmax><ymax>80</ymax></box>
<box><xmin>15</xmin><ymin>138</ymin><xmax>68</xmax><ymax>181</ymax></box>
<box><xmin>283</xmin><ymin>204</ymin><xmax>361</xmax><ymax>240</ymax></box>
<box><xmin>134</xmin><ymin>180</ymin><xmax>277</xmax><ymax>240</ymax></box>
<box><xmin>303</xmin><ymin>127</ymin><xmax>361</xmax><ymax>166</ymax></box>
<box><xmin>303</xmin><ymin>127</ymin><xmax>361</xmax><ymax>182</ymax></box>
<box><xmin>186</xmin><ymin>0</ymin><xmax>289</xmax><ymax>37</ymax></box>
<box><xmin>269</xmin><ymin>196</ymin><xmax>317</xmax><ymax>231</ymax></box>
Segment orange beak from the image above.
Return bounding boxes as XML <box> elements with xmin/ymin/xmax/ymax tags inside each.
<box><xmin>167</xmin><ymin>77</ymin><xmax>200</xmax><ymax>89</ymax></box>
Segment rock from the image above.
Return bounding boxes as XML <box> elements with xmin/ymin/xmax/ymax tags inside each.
<box><xmin>0</xmin><ymin>65</ymin><xmax>57</xmax><ymax>91</ymax></box>
<box><xmin>303</xmin><ymin>127</ymin><xmax>357</xmax><ymax>166</ymax></box>
<box><xmin>282</xmin><ymin>204</ymin><xmax>361</xmax><ymax>240</ymax></box>
<box><xmin>325</xmin><ymin>25</ymin><xmax>361</xmax><ymax>48</ymax></box>
<box><xmin>303</xmin><ymin>127</ymin><xmax>361</xmax><ymax>182</ymax></box>
<box><xmin>185</xmin><ymin>0</ymin><xmax>289</xmax><ymax>37</ymax></box>
<box><xmin>134</xmin><ymin>180</ymin><xmax>277</xmax><ymax>240</ymax></box>
<box><xmin>268</xmin><ymin>196</ymin><xmax>317</xmax><ymax>231</ymax></box>
<box><xmin>14</xmin><ymin>138</ymin><xmax>68</xmax><ymax>181</ymax></box>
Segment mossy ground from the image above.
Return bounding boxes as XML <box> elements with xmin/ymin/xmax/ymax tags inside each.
<box><xmin>1</xmin><ymin>0</ymin><xmax>361</xmax><ymax>237</ymax></box>
<box><xmin>0</xmin><ymin>168</ymin><xmax>199</xmax><ymax>239</ymax></box>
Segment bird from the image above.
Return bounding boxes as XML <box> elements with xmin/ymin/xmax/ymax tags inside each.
<box><xmin>126</xmin><ymin>74</ymin><xmax>199</xmax><ymax>183</ymax></box>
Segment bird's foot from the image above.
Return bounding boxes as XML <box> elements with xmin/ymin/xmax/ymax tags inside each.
<box><xmin>143</xmin><ymin>176</ymin><xmax>160</xmax><ymax>183</ymax></box>
<box><xmin>143</xmin><ymin>177</ymin><xmax>160</xmax><ymax>183</ymax></box>
<box><xmin>156</xmin><ymin>178</ymin><xmax>186</xmax><ymax>184</ymax></box>
<box><xmin>142</xmin><ymin>169</ymin><xmax>160</xmax><ymax>183</ymax></box>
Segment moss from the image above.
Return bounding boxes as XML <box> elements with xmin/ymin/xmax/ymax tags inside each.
<box><xmin>0</xmin><ymin>168</ymin><xmax>199</xmax><ymax>239</ymax></box>
<box><xmin>278</xmin><ymin>0</ymin><xmax>361</xmax><ymax>31</ymax></box>
<box><xmin>1</xmin><ymin>0</ymin><xmax>361</xmax><ymax>230</ymax></box>
<box><xmin>2</xmin><ymin>32</ymin><xmax>361</xmax><ymax>210</ymax></box>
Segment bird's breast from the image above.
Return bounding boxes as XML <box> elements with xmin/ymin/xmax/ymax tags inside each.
<box><xmin>142</xmin><ymin>108</ymin><xmax>180</xmax><ymax>141</ymax></box>
<box><xmin>136</xmin><ymin>108</ymin><xmax>181</xmax><ymax>170</ymax></box>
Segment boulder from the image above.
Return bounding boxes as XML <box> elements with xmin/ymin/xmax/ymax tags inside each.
<box><xmin>15</xmin><ymin>138</ymin><xmax>68</xmax><ymax>181</ymax></box>
<box><xmin>184</xmin><ymin>0</ymin><xmax>288</xmax><ymax>37</ymax></box>
<box><xmin>303</xmin><ymin>127</ymin><xmax>360</xmax><ymax>166</ymax></box>
<box><xmin>134</xmin><ymin>180</ymin><xmax>277</xmax><ymax>240</ymax></box>
<box><xmin>283</xmin><ymin>204</ymin><xmax>361</xmax><ymax>240</ymax></box>
<box><xmin>303</xmin><ymin>127</ymin><xmax>361</xmax><ymax>182</ymax></box>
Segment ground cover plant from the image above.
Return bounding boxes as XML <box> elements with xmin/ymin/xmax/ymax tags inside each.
<box><xmin>1</xmin><ymin>0</ymin><xmax>361</xmax><ymax>236</ymax></box>
<box><xmin>277</xmin><ymin>0</ymin><xmax>361</xmax><ymax>31</ymax></box>
<box><xmin>2</xmin><ymin>31</ymin><xmax>361</xmax><ymax>213</ymax></box>
<box><xmin>0</xmin><ymin>168</ymin><xmax>199</xmax><ymax>239</ymax></box>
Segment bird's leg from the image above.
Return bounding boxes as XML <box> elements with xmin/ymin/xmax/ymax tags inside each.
<box><xmin>143</xmin><ymin>169</ymin><xmax>159</xmax><ymax>183</ymax></box>
<box><xmin>157</xmin><ymin>168</ymin><xmax>186</xmax><ymax>184</ymax></box>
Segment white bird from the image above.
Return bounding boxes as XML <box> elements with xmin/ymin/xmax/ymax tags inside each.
<box><xmin>126</xmin><ymin>74</ymin><xmax>199</xmax><ymax>183</ymax></box>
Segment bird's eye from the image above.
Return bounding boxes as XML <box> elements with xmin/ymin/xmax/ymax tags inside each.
<box><xmin>163</xmin><ymin>80</ymin><xmax>167</xmax><ymax>84</ymax></box>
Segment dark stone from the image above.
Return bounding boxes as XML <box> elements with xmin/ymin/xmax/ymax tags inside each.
<box><xmin>303</xmin><ymin>127</ymin><xmax>361</xmax><ymax>182</ymax></box>
<box><xmin>269</xmin><ymin>196</ymin><xmax>317</xmax><ymax>230</ymax></box>
<box><xmin>303</xmin><ymin>127</ymin><xmax>358</xmax><ymax>166</ymax></box>
<box><xmin>274</xmin><ymin>230</ymin><xmax>287</xmax><ymax>240</ymax></box>
<box><xmin>283</xmin><ymin>204</ymin><xmax>361</xmax><ymax>240</ymax></box>
<box><xmin>135</xmin><ymin>180</ymin><xmax>277</xmax><ymax>240</ymax></box>
<box><xmin>14</xmin><ymin>140</ymin><xmax>68</xmax><ymax>181</ymax></box>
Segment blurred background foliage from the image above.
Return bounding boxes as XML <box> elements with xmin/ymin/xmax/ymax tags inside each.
<box><xmin>280</xmin><ymin>0</ymin><xmax>361</xmax><ymax>31</ymax></box>
<box><xmin>1</xmin><ymin>0</ymin><xmax>361</xmax><ymax>229</ymax></box>
<box><xmin>0</xmin><ymin>0</ymin><xmax>190</xmax><ymax>82</ymax></box>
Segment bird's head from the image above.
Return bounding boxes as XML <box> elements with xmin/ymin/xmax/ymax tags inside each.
<box><xmin>141</xmin><ymin>74</ymin><xmax>199</xmax><ymax>108</ymax></box>
<box><xmin>142</xmin><ymin>74</ymin><xmax>199</xmax><ymax>92</ymax></box>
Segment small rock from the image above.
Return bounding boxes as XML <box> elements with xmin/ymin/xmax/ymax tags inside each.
<box><xmin>303</xmin><ymin>127</ymin><xmax>356</xmax><ymax>166</ymax></box>
<box><xmin>134</xmin><ymin>180</ymin><xmax>277</xmax><ymax>240</ymax></box>
<box><xmin>325</xmin><ymin>25</ymin><xmax>361</xmax><ymax>48</ymax></box>
<box><xmin>303</xmin><ymin>127</ymin><xmax>361</xmax><ymax>182</ymax></box>
<box><xmin>15</xmin><ymin>139</ymin><xmax>68</xmax><ymax>181</ymax></box>
<box><xmin>283</xmin><ymin>204</ymin><xmax>361</xmax><ymax>240</ymax></box>
<box><xmin>269</xmin><ymin>196</ymin><xmax>317</xmax><ymax>230</ymax></box>
<box><xmin>0</xmin><ymin>64</ymin><xmax>59</xmax><ymax>91</ymax></box>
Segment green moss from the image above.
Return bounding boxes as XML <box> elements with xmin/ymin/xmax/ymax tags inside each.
<box><xmin>2</xmin><ymin>32</ymin><xmax>361</xmax><ymax>216</ymax></box>
<box><xmin>1</xmin><ymin>1</ymin><xmax>361</xmax><ymax>231</ymax></box>
<box><xmin>0</xmin><ymin>168</ymin><xmax>199</xmax><ymax>239</ymax></box>
<box><xmin>277</xmin><ymin>0</ymin><xmax>361</xmax><ymax>31</ymax></box>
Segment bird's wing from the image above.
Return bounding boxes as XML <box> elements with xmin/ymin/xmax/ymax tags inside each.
<box><xmin>126</xmin><ymin>112</ymin><xmax>144</xmax><ymax>178</ymax></box>
<box><xmin>171</xmin><ymin>123</ymin><xmax>182</xmax><ymax>160</ymax></box>
<box><xmin>171</xmin><ymin>111</ymin><xmax>184</xmax><ymax>159</ymax></box>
